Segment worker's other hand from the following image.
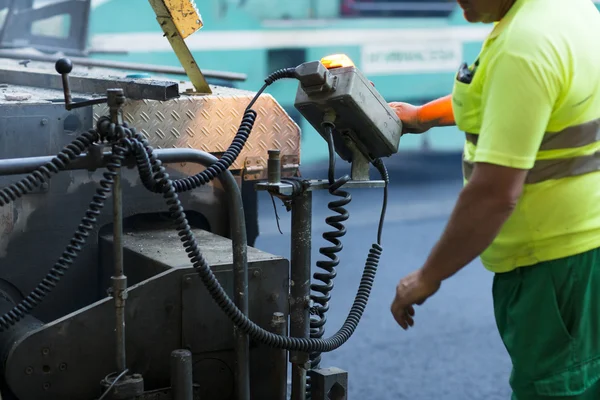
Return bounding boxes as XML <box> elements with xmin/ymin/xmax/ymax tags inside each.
<box><xmin>388</xmin><ymin>102</ymin><xmax>430</xmax><ymax>135</ymax></box>
<box><xmin>391</xmin><ymin>269</ymin><xmax>441</xmax><ymax>330</ymax></box>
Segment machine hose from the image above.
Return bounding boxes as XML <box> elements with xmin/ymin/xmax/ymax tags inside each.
<box><xmin>0</xmin><ymin>129</ymin><xmax>100</xmax><ymax>206</ymax></box>
<box><xmin>132</xmin><ymin>68</ymin><xmax>297</xmax><ymax>194</ymax></box>
<box><xmin>0</xmin><ymin>124</ymin><xmax>128</xmax><ymax>332</ymax></box>
<box><xmin>132</xmin><ymin>136</ymin><xmax>386</xmax><ymax>354</ymax></box>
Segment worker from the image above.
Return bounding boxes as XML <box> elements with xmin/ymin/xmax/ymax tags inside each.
<box><xmin>389</xmin><ymin>0</ymin><xmax>600</xmax><ymax>398</ymax></box>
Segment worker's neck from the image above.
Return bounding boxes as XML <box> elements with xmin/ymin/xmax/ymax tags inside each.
<box><xmin>498</xmin><ymin>0</ymin><xmax>517</xmax><ymax>20</ymax></box>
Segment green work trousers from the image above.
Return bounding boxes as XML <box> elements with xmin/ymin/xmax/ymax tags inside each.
<box><xmin>493</xmin><ymin>246</ymin><xmax>600</xmax><ymax>399</ymax></box>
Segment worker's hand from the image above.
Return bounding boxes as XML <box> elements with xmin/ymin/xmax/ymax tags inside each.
<box><xmin>391</xmin><ymin>269</ymin><xmax>441</xmax><ymax>329</ymax></box>
<box><xmin>388</xmin><ymin>102</ymin><xmax>431</xmax><ymax>135</ymax></box>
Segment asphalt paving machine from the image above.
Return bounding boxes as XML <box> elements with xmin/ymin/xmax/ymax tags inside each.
<box><xmin>0</xmin><ymin>1</ymin><xmax>403</xmax><ymax>399</ymax></box>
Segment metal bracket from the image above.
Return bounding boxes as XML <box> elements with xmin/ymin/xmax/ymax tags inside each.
<box><xmin>148</xmin><ymin>0</ymin><xmax>212</xmax><ymax>95</ymax></box>
<box><xmin>308</xmin><ymin>368</ymin><xmax>348</xmax><ymax>400</ymax></box>
<box><xmin>256</xmin><ymin>179</ymin><xmax>385</xmax><ymax>197</ymax></box>
<box><xmin>343</xmin><ymin>135</ymin><xmax>372</xmax><ymax>182</ymax></box>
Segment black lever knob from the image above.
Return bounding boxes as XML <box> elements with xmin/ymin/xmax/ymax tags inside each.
<box><xmin>55</xmin><ymin>57</ymin><xmax>73</xmax><ymax>75</ymax></box>
<box><xmin>55</xmin><ymin>58</ymin><xmax>73</xmax><ymax>110</ymax></box>
<box><xmin>54</xmin><ymin>58</ymin><xmax>108</xmax><ymax>111</ymax></box>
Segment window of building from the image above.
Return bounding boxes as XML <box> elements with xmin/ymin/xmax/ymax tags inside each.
<box><xmin>341</xmin><ymin>0</ymin><xmax>456</xmax><ymax>18</ymax></box>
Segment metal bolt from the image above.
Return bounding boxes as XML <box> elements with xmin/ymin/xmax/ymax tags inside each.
<box><xmin>304</xmin><ymin>296</ymin><xmax>312</xmax><ymax>307</ymax></box>
<box><xmin>271</xmin><ymin>312</ymin><xmax>286</xmax><ymax>327</ymax></box>
<box><xmin>41</xmin><ymin>118</ymin><xmax>48</xmax><ymax>126</ymax></box>
<box><xmin>59</xmin><ymin>363</ymin><xmax>67</xmax><ymax>371</ymax></box>
<box><xmin>42</xmin><ymin>348</ymin><xmax>50</xmax><ymax>356</ymax></box>
<box><xmin>253</xmin><ymin>270</ymin><xmax>261</xmax><ymax>278</ymax></box>
<box><xmin>268</xmin><ymin>149</ymin><xmax>281</xmax><ymax>184</ymax></box>
<box><xmin>25</xmin><ymin>367</ymin><xmax>33</xmax><ymax>375</ymax></box>
<box><xmin>43</xmin><ymin>382</ymin><xmax>51</xmax><ymax>390</ymax></box>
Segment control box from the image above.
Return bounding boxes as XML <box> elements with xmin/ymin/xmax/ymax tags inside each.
<box><xmin>293</xmin><ymin>60</ymin><xmax>402</xmax><ymax>163</ymax></box>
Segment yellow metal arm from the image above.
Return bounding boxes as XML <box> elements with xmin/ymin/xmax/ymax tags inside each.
<box><xmin>148</xmin><ymin>0</ymin><xmax>212</xmax><ymax>94</ymax></box>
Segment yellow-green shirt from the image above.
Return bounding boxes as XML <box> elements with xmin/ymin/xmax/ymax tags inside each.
<box><xmin>452</xmin><ymin>0</ymin><xmax>600</xmax><ymax>273</ymax></box>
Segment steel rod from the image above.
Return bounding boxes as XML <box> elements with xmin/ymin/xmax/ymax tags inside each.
<box><xmin>112</xmin><ymin>168</ymin><xmax>127</xmax><ymax>373</ymax></box>
<box><xmin>0</xmin><ymin>50</ymin><xmax>248</xmax><ymax>81</ymax></box>
<box><xmin>270</xmin><ymin>312</ymin><xmax>288</xmax><ymax>400</ymax></box>
<box><xmin>107</xmin><ymin>90</ymin><xmax>128</xmax><ymax>374</ymax></box>
<box><xmin>289</xmin><ymin>191</ymin><xmax>312</xmax><ymax>400</ymax></box>
<box><xmin>171</xmin><ymin>349</ymin><xmax>193</xmax><ymax>400</ymax></box>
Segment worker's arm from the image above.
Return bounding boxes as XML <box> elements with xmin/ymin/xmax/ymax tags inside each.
<box><xmin>417</xmin><ymin>94</ymin><xmax>455</xmax><ymax>127</ymax></box>
<box><xmin>418</xmin><ymin>163</ymin><xmax>525</xmax><ymax>284</ymax></box>
<box><xmin>389</xmin><ymin>94</ymin><xmax>454</xmax><ymax>134</ymax></box>
<box><xmin>391</xmin><ymin>49</ymin><xmax>562</xmax><ymax>329</ymax></box>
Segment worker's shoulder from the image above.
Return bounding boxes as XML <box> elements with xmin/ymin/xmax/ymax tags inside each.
<box><xmin>496</xmin><ymin>0</ymin><xmax>600</xmax><ymax>68</ymax></box>
<box><xmin>499</xmin><ymin>0</ymin><xmax>600</xmax><ymax>60</ymax></box>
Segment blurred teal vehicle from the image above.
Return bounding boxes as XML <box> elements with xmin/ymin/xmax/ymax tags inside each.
<box><xmin>1</xmin><ymin>0</ymin><xmax>501</xmax><ymax>163</ymax></box>
<box><xmin>86</xmin><ymin>0</ymin><xmax>496</xmax><ymax>163</ymax></box>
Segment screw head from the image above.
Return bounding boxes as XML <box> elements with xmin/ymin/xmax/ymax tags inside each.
<box><xmin>25</xmin><ymin>367</ymin><xmax>33</xmax><ymax>375</ymax></box>
<box><xmin>43</xmin><ymin>382</ymin><xmax>51</xmax><ymax>391</ymax></box>
<box><xmin>42</xmin><ymin>348</ymin><xmax>50</xmax><ymax>356</ymax></box>
<box><xmin>59</xmin><ymin>363</ymin><xmax>67</xmax><ymax>371</ymax></box>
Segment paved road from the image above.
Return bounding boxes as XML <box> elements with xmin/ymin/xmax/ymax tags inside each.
<box><xmin>253</xmin><ymin>153</ymin><xmax>513</xmax><ymax>400</ymax></box>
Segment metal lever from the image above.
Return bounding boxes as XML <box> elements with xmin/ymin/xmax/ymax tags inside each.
<box><xmin>55</xmin><ymin>58</ymin><xmax>108</xmax><ymax>110</ymax></box>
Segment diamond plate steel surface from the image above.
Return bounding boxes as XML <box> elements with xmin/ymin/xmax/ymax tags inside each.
<box><xmin>93</xmin><ymin>86</ymin><xmax>300</xmax><ymax>180</ymax></box>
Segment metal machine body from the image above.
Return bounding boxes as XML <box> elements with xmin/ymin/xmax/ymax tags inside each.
<box><xmin>0</xmin><ymin>56</ymin><xmax>300</xmax><ymax>399</ymax></box>
<box><xmin>4</xmin><ymin>228</ymin><xmax>289</xmax><ymax>400</ymax></box>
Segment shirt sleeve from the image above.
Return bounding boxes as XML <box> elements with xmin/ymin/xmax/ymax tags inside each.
<box><xmin>474</xmin><ymin>50</ymin><xmax>562</xmax><ymax>170</ymax></box>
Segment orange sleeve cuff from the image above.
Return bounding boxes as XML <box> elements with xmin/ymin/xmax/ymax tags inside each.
<box><xmin>417</xmin><ymin>95</ymin><xmax>455</xmax><ymax>126</ymax></box>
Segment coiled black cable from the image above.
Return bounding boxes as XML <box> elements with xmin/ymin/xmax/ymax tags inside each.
<box><xmin>307</xmin><ymin>124</ymin><xmax>351</xmax><ymax>395</ymax></box>
<box><xmin>131</xmin><ymin>132</ymin><xmax>389</xmax><ymax>354</ymax></box>
<box><xmin>131</xmin><ymin>67</ymin><xmax>298</xmax><ymax>194</ymax></box>
<box><xmin>0</xmin><ymin>127</ymin><xmax>128</xmax><ymax>332</ymax></box>
<box><xmin>0</xmin><ymin>129</ymin><xmax>100</xmax><ymax>207</ymax></box>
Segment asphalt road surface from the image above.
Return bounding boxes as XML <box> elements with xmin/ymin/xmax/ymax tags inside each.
<box><xmin>253</xmin><ymin>153</ymin><xmax>513</xmax><ymax>400</ymax></box>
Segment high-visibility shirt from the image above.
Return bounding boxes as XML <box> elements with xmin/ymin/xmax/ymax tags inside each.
<box><xmin>452</xmin><ymin>0</ymin><xmax>600</xmax><ymax>273</ymax></box>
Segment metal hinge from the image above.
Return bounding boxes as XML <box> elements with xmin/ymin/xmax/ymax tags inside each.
<box><xmin>244</xmin><ymin>157</ymin><xmax>265</xmax><ymax>180</ymax></box>
<box><xmin>243</xmin><ymin>155</ymin><xmax>300</xmax><ymax>181</ymax></box>
<box><xmin>281</xmin><ymin>155</ymin><xmax>300</xmax><ymax>177</ymax></box>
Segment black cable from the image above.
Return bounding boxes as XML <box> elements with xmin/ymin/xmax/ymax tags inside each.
<box><xmin>0</xmin><ymin>129</ymin><xmax>100</xmax><ymax>206</ymax></box>
<box><xmin>131</xmin><ymin>130</ymin><xmax>389</xmax><ymax>354</ymax></box>
<box><xmin>0</xmin><ymin>127</ymin><xmax>126</xmax><ymax>332</ymax></box>
<box><xmin>372</xmin><ymin>158</ymin><xmax>389</xmax><ymax>246</ymax></box>
<box><xmin>307</xmin><ymin>124</ymin><xmax>351</xmax><ymax>395</ymax></box>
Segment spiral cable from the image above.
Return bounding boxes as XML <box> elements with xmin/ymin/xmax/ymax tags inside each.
<box><xmin>306</xmin><ymin>124</ymin><xmax>351</xmax><ymax>395</ymax></box>
<box><xmin>130</xmin><ymin>132</ymin><xmax>388</xmax><ymax>354</ymax></box>
<box><xmin>0</xmin><ymin>129</ymin><xmax>100</xmax><ymax>207</ymax></box>
<box><xmin>0</xmin><ymin>127</ymin><xmax>128</xmax><ymax>332</ymax></box>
